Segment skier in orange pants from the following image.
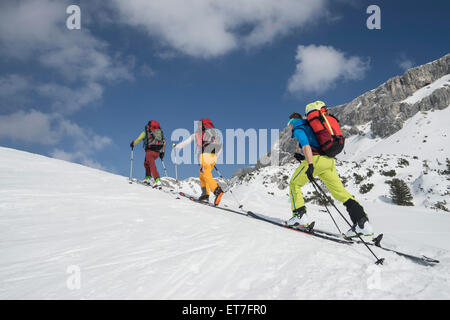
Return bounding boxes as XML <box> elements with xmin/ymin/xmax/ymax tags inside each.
<box><xmin>174</xmin><ymin>118</ymin><xmax>224</xmax><ymax>206</ymax></box>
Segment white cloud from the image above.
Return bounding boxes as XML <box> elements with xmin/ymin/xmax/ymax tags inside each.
<box><xmin>0</xmin><ymin>74</ymin><xmax>30</xmax><ymax>97</ymax></box>
<box><xmin>51</xmin><ymin>149</ymin><xmax>107</xmax><ymax>170</ymax></box>
<box><xmin>287</xmin><ymin>44</ymin><xmax>370</xmax><ymax>94</ymax></box>
<box><xmin>111</xmin><ymin>0</ymin><xmax>327</xmax><ymax>58</ymax></box>
<box><xmin>0</xmin><ymin>110</ymin><xmax>59</xmax><ymax>145</ymax></box>
<box><xmin>0</xmin><ymin>109</ymin><xmax>112</xmax><ymax>151</ymax></box>
<box><xmin>36</xmin><ymin>82</ymin><xmax>104</xmax><ymax>113</ymax></box>
<box><xmin>0</xmin><ymin>109</ymin><xmax>112</xmax><ymax>170</ymax></box>
<box><xmin>0</xmin><ymin>0</ymin><xmax>134</xmax><ymax>114</ymax></box>
<box><xmin>0</xmin><ymin>74</ymin><xmax>32</xmax><ymax>109</ymax></box>
<box><xmin>50</xmin><ymin>119</ymin><xmax>113</xmax><ymax>171</ymax></box>
<box><xmin>399</xmin><ymin>60</ymin><xmax>414</xmax><ymax>70</ymax></box>
<box><xmin>396</xmin><ymin>54</ymin><xmax>415</xmax><ymax>71</ymax></box>
<box><xmin>0</xmin><ymin>0</ymin><xmax>62</xmax><ymax>57</ymax></box>
<box><xmin>56</xmin><ymin>118</ymin><xmax>113</xmax><ymax>153</ymax></box>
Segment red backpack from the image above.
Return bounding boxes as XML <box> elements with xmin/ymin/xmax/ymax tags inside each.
<box><xmin>195</xmin><ymin>118</ymin><xmax>222</xmax><ymax>153</ymax></box>
<box><xmin>144</xmin><ymin>120</ymin><xmax>164</xmax><ymax>150</ymax></box>
<box><xmin>306</xmin><ymin>106</ymin><xmax>345</xmax><ymax>158</ymax></box>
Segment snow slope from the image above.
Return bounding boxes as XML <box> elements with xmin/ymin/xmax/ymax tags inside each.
<box><xmin>1</xmin><ymin>146</ymin><xmax>450</xmax><ymax>299</ymax></box>
<box><xmin>401</xmin><ymin>74</ymin><xmax>450</xmax><ymax>105</ymax></box>
<box><xmin>341</xmin><ymin>107</ymin><xmax>450</xmax><ymax>161</ymax></box>
<box><xmin>232</xmin><ymin>155</ymin><xmax>450</xmax><ymax>247</ymax></box>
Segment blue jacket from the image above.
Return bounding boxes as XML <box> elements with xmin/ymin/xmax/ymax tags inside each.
<box><xmin>290</xmin><ymin>119</ymin><xmax>320</xmax><ymax>149</ymax></box>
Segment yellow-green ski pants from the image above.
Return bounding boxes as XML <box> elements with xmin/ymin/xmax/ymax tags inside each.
<box><xmin>289</xmin><ymin>155</ymin><xmax>354</xmax><ymax>212</ymax></box>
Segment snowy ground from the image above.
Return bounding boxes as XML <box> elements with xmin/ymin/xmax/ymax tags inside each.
<box><xmin>401</xmin><ymin>74</ymin><xmax>450</xmax><ymax>105</ymax></box>
<box><xmin>232</xmin><ymin>160</ymin><xmax>450</xmax><ymax>251</ymax></box>
<box><xmin>1</xmin><ymin>146</ymin><xmax>450</xmax><ymax>299</ymax></box>
<box><xmin>341</xmin><ymin>107</ymin><xmax>450</xmax><ymax>162</ymax></box>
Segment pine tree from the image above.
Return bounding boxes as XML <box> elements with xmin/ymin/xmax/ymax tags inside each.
<box><xmin>387</xmin><ymin>178</ymin><xmax>414</xmax><ymax>206</ymax></box>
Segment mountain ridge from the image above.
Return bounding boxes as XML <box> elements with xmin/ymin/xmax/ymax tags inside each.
<box><xmin>333</xmin><ymin>53</ymin><xmax>450</xmax><ymax>139</ymax></box>
<box><xmin>233</xmin><ymin>53</ymin><xmax>450</xmax><ymax>177</ymax></box>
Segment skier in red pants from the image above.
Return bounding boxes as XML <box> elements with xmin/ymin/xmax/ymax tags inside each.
<box><xmin>130</xmin><ymin>120</ymin><xmax>166</xmax><ymax>186</ymax></box>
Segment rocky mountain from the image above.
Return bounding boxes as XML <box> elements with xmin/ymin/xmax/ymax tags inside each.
<box><xmin>233</xmin><ymin>53</ymin><xmax>450</xmax><ymax>176</ymax></box>
<box><xmin>333</xmin><ymin>53</ymin><xmax>450</xmax><ymax>139</ymax></box>
<box><xmin>231</xmin><ymin>54</ymin><xmax>450</xmax><ymax>212</ymax></box>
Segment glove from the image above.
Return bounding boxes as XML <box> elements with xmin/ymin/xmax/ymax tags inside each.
<box><xmin>159</xmin><ymin>151</ymin><xmax>165</xmax><ymax>159</ymax></box>
<box><xmin>306</xmin><ymin>164</ymin><xmax>314</xmax><ymax>182</ymax></box>
<box><xmin>294</xmin><ymin>153</ymin><xmax>305</xmax><ymax>162</ymax></box>
<box><xmin>130</xmin><ymin>141</ymin><xmax>134</xmax><ymax>149</ymax></box>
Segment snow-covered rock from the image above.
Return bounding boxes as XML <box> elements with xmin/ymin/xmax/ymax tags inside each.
<box><xmin>333</xmin><ymin>53</ymin><xmax>450</xmax><ymax>139</ymax></box>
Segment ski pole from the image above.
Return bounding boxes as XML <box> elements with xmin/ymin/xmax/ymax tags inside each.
<box><xmin>172</xmin><ymin>143</ymin><xmax>178</xmax><ymax>183</ymax></box>
<box><xmin>311</xmin><ymin>179</ymin><xmax>384</xmax><ymax>265</ymax></box>
<box><xmin>311</xmin><ymin>180</ymin><xmax>342</xmax><ymax>234</ymax></box>
<box><xmin>129</xmin><ymin>147</ymin><xmax>134</xmax><ymax>184</ymax></box>
<box><xmin>161</xmin><ymin>159</ymin><xmax>168</xmax><ymax>177</ymax></box>
<box><xmin>214</xmin><ymin>165</ymin><xmax>243</xmax><ymax>209</ymax></box>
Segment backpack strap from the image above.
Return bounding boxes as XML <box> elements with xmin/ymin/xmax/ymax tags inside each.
<box><xmin>143</xmin><ymin>125</ymin><xmax>150</xmax><ymax>150</ymax></box>
<box><xmin>292</xmin><ymin>124</ymin><xmax>321</xmax><ymax>156</ymax></box>
<box><xmin>322</xmin><ymin>113</ymin><xmax>334</xmax><ymax>135</ymax></box>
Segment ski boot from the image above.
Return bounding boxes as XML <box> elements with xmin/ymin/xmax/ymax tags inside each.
<box><xmin>213</xmin><ymin>186</ymin><xmax>224</xmax><ymax>206</ymax></box>
<box><xmin>345</xmin><ymin>216</ymin><xmax>374</xmax><ymax>238</ymax></box>
<box><xmin>143</xmin><ymin>176</ymin><xmax>153</xmax><ymax>186</ymax></box>
<box><xmin>198</xmin><ymin>188</ymin><xmax>209</xmax><ymax>202</ymax></box>
<box><xmin>287</xmin><ymin>207</ymin><xmax>311</xmax><ymax>227</ymax></box>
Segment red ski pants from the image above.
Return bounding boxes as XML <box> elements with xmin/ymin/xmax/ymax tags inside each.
<box><xmin>144</xmin><ymin>150</ymin><xmax>160</xmax><ymax>180</ymax></box>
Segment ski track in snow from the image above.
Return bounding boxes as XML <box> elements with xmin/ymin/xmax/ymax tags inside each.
<box><xmin>1</xmin><ymin>146</ymin><xmax>450</xmax><ymax>299</ymax></box>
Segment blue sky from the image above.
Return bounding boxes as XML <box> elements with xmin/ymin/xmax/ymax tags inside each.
<box><xmin>0</xmin><ymin>0</ymin><xmax>449</xmax><ymax>179</ymax></box>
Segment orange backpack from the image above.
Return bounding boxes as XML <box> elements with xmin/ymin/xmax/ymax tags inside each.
<box><xmin>306</xmin><ymin>106</ymin><xmax>345</xmax><ymax>158</ymax></box>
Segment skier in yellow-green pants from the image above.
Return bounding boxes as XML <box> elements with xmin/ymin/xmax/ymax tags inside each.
<box><xmin>289</xmin><ymin>155</ymin><xmax>353</xmax><ymax>211</ymax></box>
<box><xmin>286</xmin><ymin>105</ymin><xmax>374</xmax><ymax>238</ymax></box>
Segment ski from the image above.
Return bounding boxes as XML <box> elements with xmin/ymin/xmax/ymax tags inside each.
<box><xmin>178</xmin><ymin>191</ymin><xmax>440</xmax><ymax>265</ymax></box>
<box><xmin>178</xmin><ymin>190</ymin><xmax>354</xmax><ymax>244</ymax></box>
<box><xmin>129</xmin><ymin>178</ymin><xmax>178</xmax><ymax>192</ymax></box>
<box><xmin>311</xmin><ymin>227</ymin><xmax>384</xmax><ymax>248</ymax></box>
<box><xmin>130</xmin><ymin>181</ymin><xmax>440</xmax><ymax>266</ymax></box>
<box><xmin>365</xmin><ymin>234</ymin><xmax>439</xmax><ymax>266</ymax></box>
<box><xmin>311</xmin><ymin>227</ymin><xmax>383</xmax><ymax>246</ymax></box>
<box><xmin>178</xmin><ymin>192</ymin><xmax>247</xmax><ymax>216</ymax></box>
<box><xmin>129</xmin><ymin>178</ymin><xmax>155</xmax><ymax>187</ymax></box>
<box><xmin>305</xmin><ymin>227</ymin><xmax>439</xmax><ymax>266</ymax></box>
<box><xmin>246</xmin><ymin>211</ymin><xmax>354</xmax><ymax>244</ymax></box>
